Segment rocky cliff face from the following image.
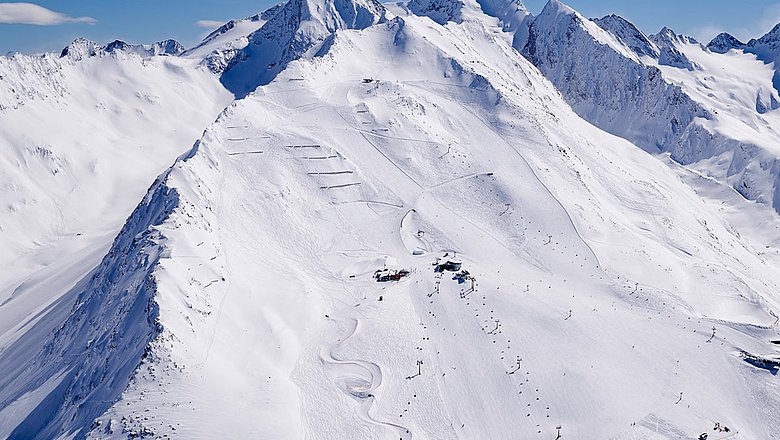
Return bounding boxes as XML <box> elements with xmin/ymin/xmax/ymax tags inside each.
<box><xmin>592</xmin><ymin>14</ymin><xmax>658</xmax><ymax>58</ymax></box>
<box><xmin>0</xmin><ymin>172</ymin><xmax>176</xmax><ymax>439</ymax></box>
<box><xmin>707</xmin><ymin>32</ymin><xmax>745</xmax><ymax>54</ymax></box>
<box><xmin>521</xmin><ymin>1</ymin><xmax>710</xmax><ymax>159</ymax></box>
<box><xmin>746</xmin><ymin>23</ymin><xmax>780</xmax><ymax>61</ymax></box>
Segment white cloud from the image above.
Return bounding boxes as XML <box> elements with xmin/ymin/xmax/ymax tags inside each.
<box><xmin>691</xmin><ymin>3</ymin><xmax>780</xmax><ymax>44</ymax></box>
<box><xmin>691</xmin><ymin>25</ymin><xmax>726</xmax><ymax>45</ymax></box>
<box><xmin>755</xmin><ymin>3</ymin><xmax>780</xmax><ymax>37</ymax></box>
<box><xmin>194</xmin><ymin>20</ymin><xmax>224</xmax><ymax>29</ymax></box>
<box><xmin>0</xmin><ymin>2</ymin><xmax>95</xmax><ymax>25</ymax></box>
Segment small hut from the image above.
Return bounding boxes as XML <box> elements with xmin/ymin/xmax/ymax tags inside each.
<box><xmin>436</xmin><ymin>254</ymin><xmax>462</xmax><ymax>272</ymax></box>
<box><xmin>374</xmin><ymin>268</ymin><xmax>410</xmax><ymax>282</ymax></box>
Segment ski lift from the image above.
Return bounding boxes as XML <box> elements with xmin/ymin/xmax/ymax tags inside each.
<box><xmin>453</xmin><ymin>269</ymin><xmax>471</xmax><ymax>284</ymax></box>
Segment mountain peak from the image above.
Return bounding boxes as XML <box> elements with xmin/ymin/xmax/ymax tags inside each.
<box><xmin>201</xmin><ymin>4</ymin><xmax>283</xmax><ymax>44</ymax></box>
<box><xmin>656</xmin><ymin>26</ymin><xmax>677</xmax><ymax>41</ymax></box>
<box><xmin>739</xmin><ymin>24</ymin><xmax>780</xmax><ymax>66</ymax></box>
<box><xmin>59</xmin><ymin>38</ymin><xmax>100</xmax><ymax>60</ymax></box>
<box><xmin>104</xmin><ymin>39</ymin><xmax>132</xmax><ymax>53</ymax></box>
<box><xmin>654</xmin><ymin>26</ymin><xmax>699</xmax><ymax>45</ymax></box>
<box><xmin>62</xmin><ymin>38</ymin><xmax>185</xmax><ymax>60</ymax></box>
<box><xmin>531</xmin><ymin>0</ymin><xmax>578</xmax><ymax>34</ymax></box>
<box><xmin>408</xmin><ymin>0</ymin><xmax>530</xmax><ymax>30</ymax></box>
<box><xmin>707</xmin><ymin>32</ymin><xmax>744</xmax><ymax>54</ymax></box>
<box><xmin>150</xmin><ymin>39</ymin><xmax>185</xmax><ymax>56</ymax></box>
<box><xmin>540</xmin><ymin>0</ymin><xmax>575</xmax><ymax>17</ymax></box>
<box><xmin>757</xmin><ymin>22</ymin><xmax>780</xmax><ymax>42</ymax></box>
<box><xmin>477</xmin><ymin>0</ymin><xmax>530</xmax><ymax>32</ymax></box>
<box><xmin>292</xmin><ymin>0</ymin><xmax>386</xmax><ymax>30</ymax></box>
<box><xmin>220</xmin><ymin>0</ymin><xmax>386</xmax><ymax>98</ymax></box>
<box><xmin>593</xmin><ymin>14</ymin><xmax>658</xmax><ymax>58</ymax></box>
<box><xmin>747</xmin><ymin>22</ymin><xmax>780</xmax><ymax>50</ymax></box>
<box><xmin>650</xmin><ymin>27</ymin><xmax>699</xmax><ymax>70</ymax></box>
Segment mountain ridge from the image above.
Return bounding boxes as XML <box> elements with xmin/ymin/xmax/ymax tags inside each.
<box><xmin>522</xmin><ymin>0</ymin><xmax>780</xmax><ymax>214</ymax></box>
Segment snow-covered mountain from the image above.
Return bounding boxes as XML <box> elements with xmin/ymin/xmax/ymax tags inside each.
<box><xmin>522</xmin><ymin>0</ymin><xmax>780</xmax><ymax>214</ymax></box>
<box><xmin>2</xmin><ymin>0</ymin><xmax>780</xmax><ymax>439</ymax></box>
<box><xmin>0</xmin><ymin>43</ymin><xmax>230</xmax><ymax>273</ymax></box>
<box><xmin>0</xmin><ymin>36</ymin><xmax>232</xmax><ymax>440</ymax></box>
<box><xmin>219</xmin><ymin>0</ymin><xmax>387</xmax><ymax>97</ymax></box>
<box><xmin>708</xmin><ymin>24</ymin><xmax>780</xmax><ymax>65</ymax></box>
<box><xmin>707</xmin><ymin>26</ymin><xmax>780</xmax><ymax>114</ymax></box>
<box><xmin>59</xmin><ymin>38</ymin><xmax>185</xmax><ymax>60</ymax></box>
<box><xmin>707</xmin><ymin>32</ymin><xmax>746</xmax><ymax>54</ymax></box>
<box><xmin>182</xmin><ymin>4</ymin><xmax>285</xmax><ymax>74</ymax></box>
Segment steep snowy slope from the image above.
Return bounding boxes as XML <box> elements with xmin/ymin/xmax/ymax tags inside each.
<box><xmin>0</xmin><ymin>171</ymin><xmax>177</xmax><ymax>439</ymax></box>
<box><xmin>522</xmin><ymin>1</ymin><xmax>710</xmax><ymax>159</ymax></box>
<box><xmin>0</xmin><ymin>41</ymin><xmax>230</xmax><ymax>271</ymax></box>
<box><xmin>0</xmin><ymin>40</ymin><xmax>233</xmax><ymax>424</ymax></box>
<box><xmin>522</xmin><ymin>0</ymin><xmax>780</xmax><ymax>215</ymax></box>
<box><xmin>182</xmin><ymin>4</ymin><xmax>285</xmax><ymax>74</ymax></box>
<box><xmin>408</xmin><ymin>0</ymin><xmax>530</xmax><ymax>38</ymax></box>
<box><xmin>4</xmin><ymin>0</ymin><xmax>779</xmax><ymax>438</ymax></box>
<box><xmin>219</xmin><ymin>0</ymin><xmax>387</xmax><ymax>97</ymax></box>
<box><xmin>650</xmin><ymin>37</ymin><xmax>780</xmax><ymax>203</ymax></box>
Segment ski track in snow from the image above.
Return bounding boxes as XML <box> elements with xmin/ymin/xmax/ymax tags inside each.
<box><xmin>321</xmin><ymin>315</ymin><xmax>414</xmax><ymax>440</ymax></box>
<box><xmin>404</xmin><ymin>78</ymin><xmax>603</xmax><ymax>267</ymax></box>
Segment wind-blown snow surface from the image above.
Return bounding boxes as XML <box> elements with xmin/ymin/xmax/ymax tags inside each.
<box><xmin>2</xmin><ymin>2</ymin><xmax>777</xmax><ymax>438</ymax></box>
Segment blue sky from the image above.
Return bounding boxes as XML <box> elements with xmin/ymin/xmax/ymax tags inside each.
<box><xmin>1</xmin><ymin>0</ymin><xmax>779</xmax><ymax>54</ymax></box>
